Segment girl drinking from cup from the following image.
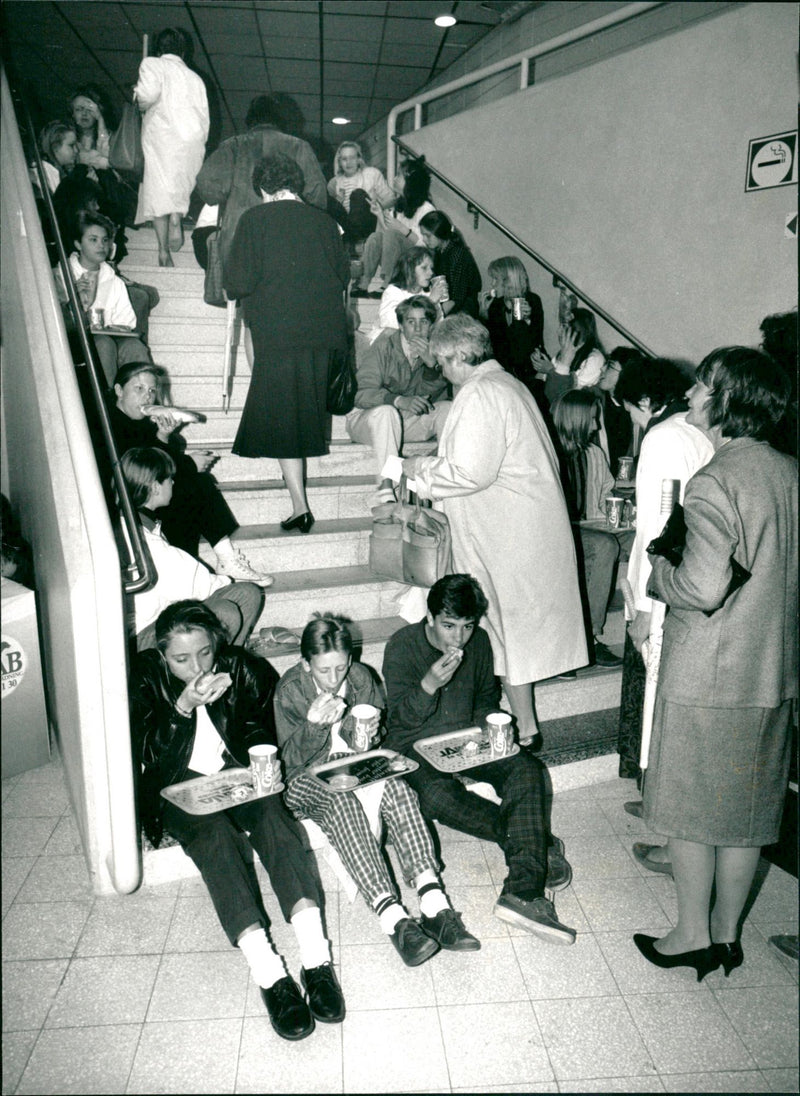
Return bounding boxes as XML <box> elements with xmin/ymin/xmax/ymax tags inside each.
<box><xmin>275</xmin><ymin>615</ymin><xmax>480</xmax><ymax>965</ymax></box>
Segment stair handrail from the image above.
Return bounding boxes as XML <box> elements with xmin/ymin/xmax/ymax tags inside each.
<box><xmin>386</xmin><ymin>1</ymin><xmax>662</xmax><ymax>183</ymax></box>
<box><xmin>393</xmin><ymin>135</ymin><xmax>655</xmax><ymax>358</ymax></box>
<box><xmin>8</xmin><ymin>73</ymin><xmax>156</xmax><ymax>595</ymax></box>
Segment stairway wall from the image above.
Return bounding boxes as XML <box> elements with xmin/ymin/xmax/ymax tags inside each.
<box><xmin>397</xmin><ymin>2</ymin><xmax>796</xmax><ymax>365</ymax></box>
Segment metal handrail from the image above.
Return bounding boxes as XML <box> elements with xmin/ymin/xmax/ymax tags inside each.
<box><xmin>387</xmin><ymin>1</ymin><xmax>662</xmax><ymax>182</ymax></box>
<box><xmin>393</xmin><ymin>135</ymin><xmax>654</xmax><ymax>357</ymax></box>
<box><xmin>9</xmin><ymin>78</ymin><xmax>156</xmax><ymax>594</ymax></box>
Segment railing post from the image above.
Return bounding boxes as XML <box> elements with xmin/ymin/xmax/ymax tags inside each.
<box><xmin>520</xmin><ymin>57</ymin><xmax>529</xmax><ymax>89</ymax></box>
<box><xmin>414</xmin><ymin>102</ymin><xmax>422</xmax><ymax>130</ymax></box>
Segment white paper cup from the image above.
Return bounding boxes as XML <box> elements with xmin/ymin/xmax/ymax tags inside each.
<box><xmin>486</xmin><ymin>712</ymin><xmax>514</xmax><ymax>758</ymax></box>
<box><xmin>248</xmin><ymin>744</ymin><xmax>279</xmax><ymax>794</ymax></box>
<box><xmin>604</xmin><ymin>496</ymin><xmax>624</xmax><ymax>529</ymax></box>
<box><xmin>350</xmin><ymin>703</ymin><xmax>379</xmax><ymax>752</ymax></box>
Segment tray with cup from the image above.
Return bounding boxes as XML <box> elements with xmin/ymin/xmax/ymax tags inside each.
<box><xmin>413</xmin><ymin>725</ymin><xmax>520</xmax><ymax>773</ymax></box>
<box><xmin>309</xmin><ymin>749</ymin><xmax>418</xmax><ymax>793</ymax></box>
<box><xmin>160</xmin><ymin>768</ymin><xmax>284</xmax><ymax>815</ymax></box>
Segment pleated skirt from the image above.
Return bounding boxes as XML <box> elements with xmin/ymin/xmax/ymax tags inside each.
<box><xmin>643</xmin><ymin>694</ymin><xmax>794</xmax><ymax>846</ymax></box>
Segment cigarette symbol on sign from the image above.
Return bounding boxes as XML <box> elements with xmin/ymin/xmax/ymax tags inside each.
<box><xmin>760</xmin><ymin>144</ymin><xmax>788</xmax><ymax>168</ymax></box>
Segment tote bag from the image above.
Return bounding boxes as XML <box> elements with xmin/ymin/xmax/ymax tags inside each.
<box><xmin>109</xmin><ymin>103</ymin><xmax>144</xmax><ymax>179</ymax></box>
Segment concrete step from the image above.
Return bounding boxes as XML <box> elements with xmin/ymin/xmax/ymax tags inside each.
<box><xmin>118</xmin><ymin>244</ymin><xmax>201</xmax><ymax>270</ymax></box>
<box><xmin>177</xmin><ymin>409</ymin><xmax>355</xmax><ymax>444</ymax></box>
<box><xmin>251</xmin><ymin>564</ymin><xmax>405</xmax><ymax>630</ymax></box>
<box><xmin>183</xmin><ymin>437</ymin><xmax>435</xmax><ymax>477</ymax></box>
<box><xmin>119</xmin><ymin>263</ymin><xmax>205</xmax><ymax>296</ymax></box>
<box><xmin>250</xmin><ymin>604</ymin><xmax>622</xmax><ymax>719</ymax></box>
<box><xmin>147</xmin><ymin>316</ymin><xmax>231</xmax><ymax>347</ymax></box>
<box><xmin>219</xmin><ymin>475</ymin><xmax>375</xmax><ymax>524</ymax></box>
<box><xmin>202</xmin><ymin>516</ymin><xmax>372</xmax><ymax>573</ymax></box>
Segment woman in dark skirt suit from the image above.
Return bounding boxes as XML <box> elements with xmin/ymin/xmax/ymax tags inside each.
<box><xmin>225</xmin><ymin>153</ymin><xmax>350</xmax><ymax>532</ymax></box>
<box><xmin>633</xmin><ymin>347</ymin><xmax>797</xmax><ymax>981</ymax></box>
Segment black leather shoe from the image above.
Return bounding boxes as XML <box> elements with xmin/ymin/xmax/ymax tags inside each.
<box><xmin>301</xmin><ymin>962</ymin><xmax>345</xmax><ymax>1022</ymax></box>
<box><xmin>389</xmin><ymin>917</ymin><xmax>440</xmax><ymax>966</ymax></box>
<box><xmin>592</xmin><ymin>640</ymin><xmax>623</xmax><ymax>668</ymax></box>
<box><xmin>421</xmin><ymin>908</ymin><xmax>481</xmax><ymax>951</ymax></box>
<box><xmin>261</xmin><ymin>975</ymin><xmax>315</xmax><ymax>1040</ymax></box>
<box><xmin>280</xmin><ymin>511</ymin><xmax>315</xmax><ymax>534</ymax></box>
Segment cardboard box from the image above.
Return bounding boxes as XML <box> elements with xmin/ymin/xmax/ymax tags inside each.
<box><xmin>1</xmin><ymin>577</ymin><xmax>50</xmax><ymax>777</ymax></box>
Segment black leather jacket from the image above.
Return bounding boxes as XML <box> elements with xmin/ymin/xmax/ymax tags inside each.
<box><xmin>129</xmin><ymin>646</ymin><xmax>279</xmax><ymax>847</ymax></box>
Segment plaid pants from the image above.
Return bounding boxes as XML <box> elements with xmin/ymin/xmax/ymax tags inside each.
<box><xmin>403</xmin><ymin>751</ymin><xmax>549</xmax><ymax>900</ymax></box>
<box><xmin>285</xmin><ymin>770</ymin><xmax>439</xmax><ymax>907</ymax></box>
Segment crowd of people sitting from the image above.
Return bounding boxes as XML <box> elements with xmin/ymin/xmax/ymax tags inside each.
<box><xmin>22</xmin><ymin>26</ymin><xmax>798</xmax><ymax>1043</ymax></box>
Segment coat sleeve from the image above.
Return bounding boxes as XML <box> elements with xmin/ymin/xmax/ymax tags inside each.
<box><xmin>354</xmin><ymin>336</ymin><xmax>398</xmax><ymax>407</ymax></box>
<box><xmin>133</xmin><ymin>58</ymin><xmax>162</xmax><ymax>111</ymax></box>
<box><xmin>195</xmin><ymin>142</ymin><xmax>235</xmax><ymax>205</ymax></box>
<box><xmin>298</xmin><ymin>145</ymin><xmax>327</xmax><ymax>210</ymax></box>
<box><xmin>383</xmin><ymin>633</ymin><xmax>441</xmax><ymax>733</ymax></box>
<box><xmin>223</xmin><ymin>212</ymin><xmax>262</xmax><ymax>300</ymax></box>
<box><xmin>649</xmin><ymin>469</ymin><xmax>737</xmax><ymax>613</ymax></box>
<box><xmin>230</xmin><ymin>653</ymin><xmax>280</xmax><ymax>754</ymax></box>
<box><xmin>274</xmin><ymin>672</ymin><xmax>332</xmax><ymax>779</ymax></box>
<box><xmin>414</xmin><ymin>384</ymin><xmax>504</xmax><ymax>499</ymax></box>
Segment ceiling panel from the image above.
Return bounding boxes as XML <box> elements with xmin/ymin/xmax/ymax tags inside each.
<box><xmin>5</xmin><ymin>0</ymin><xmax>523</xmax><ymax>151</ymax></box>
<box><xmin>256</xmin><ymin>10</ymin><xmax>319</xmax><ymax>38</ymax></box>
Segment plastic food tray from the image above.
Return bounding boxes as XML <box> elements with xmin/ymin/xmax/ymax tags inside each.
<box><xmin>160</xmin><ymin>768</ymin><xmax>284</xmax><ymax>815</ymax></box>
<box><xmin>309</xmin><ymin>749</ymin><xmax>418</xmax><ymax>793</ymax></box>
<box><xmin>413</xmin><ymin>727</ymin><xmax>519</xmax><ymax>773</ymax></box>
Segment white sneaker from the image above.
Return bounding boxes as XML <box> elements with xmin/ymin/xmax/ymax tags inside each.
<box><xmin>215</xmin><ymin>549</ymin><xmax>274</xmax><ymax>587</ymax></box>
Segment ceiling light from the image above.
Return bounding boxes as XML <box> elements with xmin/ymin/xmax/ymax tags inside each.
<box><xmin>434</xmin><ymin>14</ymin><xmax>457</xmax><ymax>27</ymax></box>
<box><xmin>331</xmin><ymin>116</ymin><xmax>351</xmax><ymax>125</ymax></box>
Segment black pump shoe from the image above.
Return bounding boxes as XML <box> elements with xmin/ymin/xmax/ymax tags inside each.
<box><xmin>280</xmin><ymin>512</ymin><xmax>314</xmax><ymax>534</ymax></box>
<box><xmin>261</xmin><ymin>975</ymin><xmax>315</xmax><ymax>1040</ymax></box>
<box><xmin>711</xmin><ymin>941</ymin><xmax>743</xmax><ymax>976</ymax></box>
<box><xmin>633</xmin><ymin>934</ymin><xmax>720</xmax><ymax>982</ymax></box>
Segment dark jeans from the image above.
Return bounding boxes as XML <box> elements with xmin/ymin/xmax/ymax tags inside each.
<box><xmin>403</xmin><ymin>751</ymin><xmax>549</xmax><ymax>900</ymax></box>
<box><xmin>163</xmin><ymin>787</ymin><xmax>322</xmax><ymax>946</ymax></box>
<box><xmin>160</xmin><ymin>463</ymin><xmax>238</xmax><ymax>557</ymax></box>
<box><xmin>577</xmin><ymin>525</ymin><xmax>621</xmax><ymax>637</ymax></box>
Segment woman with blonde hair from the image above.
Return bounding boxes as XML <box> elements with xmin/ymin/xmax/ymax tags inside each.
<box><xmin>483</xmin><ymin>257</ymin><xmax>544</xmax><ymax>396</ymax></box>
<box><xmin>327</xmin><ymin>140</ymin><xmax>394</xmax><ymax>254</ymax></box>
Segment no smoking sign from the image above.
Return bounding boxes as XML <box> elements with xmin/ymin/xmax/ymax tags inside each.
<box><xmin>746</xmin><ymin>130</ymin><xmax>797</xmax><ymax>192</ymax></box>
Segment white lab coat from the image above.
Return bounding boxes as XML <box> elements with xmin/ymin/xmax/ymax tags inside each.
<box><xmin>413</xmin><ymin>360</ymin><xmax>588</xmax><ymax>684</ymax></box>
<box><xmin>134</xmin><ymin>54</ymin><xmax>209</xmax><ymax>220</ymax></box>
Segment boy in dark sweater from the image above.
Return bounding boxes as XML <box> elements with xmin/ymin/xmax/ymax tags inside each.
<box><xmin>383</xmin><ymin>574</ymin><xmax>576</xmax><ymax>945</ymax></box>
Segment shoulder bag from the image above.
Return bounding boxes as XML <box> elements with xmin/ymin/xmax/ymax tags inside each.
<box><xmin>109</xmin><ymin>102</ymin><xmax>144</xmax><ymax>179</ymax></box>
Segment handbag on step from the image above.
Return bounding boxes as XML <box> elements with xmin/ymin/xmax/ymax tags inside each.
<box><xmin>327</xmin><ymin>345</ymin><xmax>357</xmax><ymax>415</ymax></box>
<box><xmin>368</xmin><ymin>477</ymin><xmax>452</xmax><ymax>587</ymax></box>
<box><xmin>109</xmin><ymin>102</ymin><xmax>144</xmax><ymax>179</ymax></box>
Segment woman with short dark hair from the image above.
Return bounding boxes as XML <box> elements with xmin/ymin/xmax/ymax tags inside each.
<box><xmin>224</xmin><ymin>153</ymin><xmax>350</xmax><ymax>531</ymax></box>
<box><xmin>633</xmin><ymin>346</ymin><xmax>797</xmax><ymax>980</ymax></box>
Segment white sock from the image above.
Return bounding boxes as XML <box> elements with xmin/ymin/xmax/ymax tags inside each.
<box><xmin>213</xmin><ymin>536</ymin><xmax>235</xmax><ymax>561</ymax></box>
<box><xmin>376</xmin><ymin>900</ymin><xmax>407</xmax><ymax>935</ymax></box>
<box><xmin>291</xmin><ymin>906</ymin><xmax>331</xmax><ymax>970</ymax></box>
<box><xmin>418</xmin><ymin>876</ymin><xmax>449</xmax><ymax>920</ymax></box>
<box><xmin>237</xmin><ymin>928</ymin><xmax>286</xmax><ymax>989</ymax></box>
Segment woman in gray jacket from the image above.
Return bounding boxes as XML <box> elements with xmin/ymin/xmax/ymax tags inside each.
<box><xmin>633</xmin><ymin>346</ymin><xmax>797</xmax><ymax>981</ymax></box>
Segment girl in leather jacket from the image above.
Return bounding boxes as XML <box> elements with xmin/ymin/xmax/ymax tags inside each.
<box><xmin>128</xmin><ymin>599</ymin><xmax>345</xmax><ymax>1039</ymax></box>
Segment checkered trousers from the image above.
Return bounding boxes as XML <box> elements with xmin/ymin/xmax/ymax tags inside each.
<box><xmin>403</xmin><ymin>751</ymin><xmax>549</xmax><ymax>900</ymax></box>
<box><xmin>285</xmin><ymin>770</ymin><xmax>439</xmax><ymax>907</ymax></box>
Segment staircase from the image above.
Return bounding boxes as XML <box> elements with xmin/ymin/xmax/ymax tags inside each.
<box><xmin>119</xmin><ymin>226</ymin><xmax>625</xmax><ymax>778</ymax></box>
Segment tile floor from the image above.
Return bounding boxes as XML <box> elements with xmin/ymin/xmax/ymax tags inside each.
<box><xmin>2</xmin><ymin>755</ymin><xmax>798</xmax><ymax>1094</ymax></box>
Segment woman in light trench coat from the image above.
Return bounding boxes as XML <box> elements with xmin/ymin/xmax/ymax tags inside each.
<box><xmin>404</xmin><ymin>314</ymin><xmax>587</xmax><ymax>744</ymax></box>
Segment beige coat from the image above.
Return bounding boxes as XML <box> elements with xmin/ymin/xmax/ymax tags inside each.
<box><xmin>414</xmin><ymin>360</ymin><xmax>587</xmax><ymax>683</ymax></box>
